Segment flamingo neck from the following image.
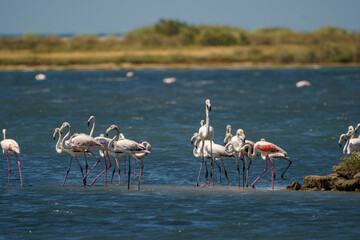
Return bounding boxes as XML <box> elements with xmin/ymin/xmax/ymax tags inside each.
<box><xmin>244</xmin><ymin>144</ymin><xmax>258</xmax><ymax>159</ymax></box>
<box><xmin>62</xmin><ymin>126</ymin><xmax>72</xmax><ymax>150</ymax></box>
<box><xmin>205</xmin><ymin>106</ymin><xmax>210</xmax><ymax>130</ymax></box>
<box><xmin>55</xmin><ymin>130</ymin><xmax>63</xmax><ymax>153</ymax></box>
<box><xmin>108</xmin><ymin>127</ymin><xmax>120</xmax><ymax>152</ymax></box>
<box><xmin>2</xmin><ymin>129</ymin><xmax>6</xmax><ymax>140</ymax></box>
<box><xmin>89</xmin><ymin>121</ymin><xmax>95</xmax><ymax>137</ymax></box>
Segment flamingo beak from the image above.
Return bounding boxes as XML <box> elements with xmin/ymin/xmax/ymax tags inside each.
<box><xmin>339</xmin><ymin>143</ymin><xmax>342</xmax><ymax>148</ymax></box>
<box><xmin>209</xmin><ymin>106</ymin><xmax>211</xmax><ymax>112</ymax></box>
<box><xmin>88</xmin><ymin>122</ymin><xmax>90</xmax><ymax>126</ymax></box>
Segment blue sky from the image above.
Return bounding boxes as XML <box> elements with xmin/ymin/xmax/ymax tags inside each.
<box><xmin>0</xmin><ymin>0</ymin><xmax>359</xmax><ymax>35</ymax></box>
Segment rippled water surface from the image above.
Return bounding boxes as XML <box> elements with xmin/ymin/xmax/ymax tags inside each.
<box><xmin>1</xmin><ymin>68</ymin><xmax>360</xmax><ymax>239</ymax></box>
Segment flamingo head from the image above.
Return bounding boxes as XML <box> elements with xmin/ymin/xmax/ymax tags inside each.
<box><xmin>2</xmin><ymin>129</ymin><xmax>6</xmax><ymax>139</ymax></box>
<box><xmin>346</xmin><ymin>126</ymin><xmax>355</xmax><ymax>138</ymax></box>
<box><xmin>106</xmin><ymin>124</ymin><xmax>119</xmax><ymax>136</ymax></box>
<box><xmin>200</xmin><ymin>120</ymin><xmax>204</xmax><ymax>126</ymax></box>
<box><xmin>88</xmin><ymin>115</ymin><xmax>95</xmax><ymax>126</ymax></box>
<box><xmin>53</xmin><ymin>128</ymin><xmax>60</xmax><ymax>140</ymax></box>
<box><xmin>191</xmin><ymin>133</ymin><xmax>199</xmax><ymax>145</ymax></box>
<box><xmin>226</xmin><ymin>125</ymin><xmax>231</xmax><ymax>133</ymax></box>
<box><xmin>205</xmin><ymin>99</ymin><xmax>211</xmax><ymax>112</ymax></box>
<box><xmin>236</xmin><ymin>129</ymin><xmax>246</xmax><ymax>141</ymax></box>
<box><xmin>338</xmin><ymin>133</ymin><xmax>348</xmax><ymax>148</ymax></box>
<box><xmin>60</xmin><ymin>122</ymin><xmax>70</xmax><ymax>131</ymax></box>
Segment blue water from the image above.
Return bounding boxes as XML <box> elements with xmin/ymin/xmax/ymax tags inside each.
<box><xmin>0</xmin><ymin>68</ymin><xmax>360</xmax><ymax>239</ymax></box>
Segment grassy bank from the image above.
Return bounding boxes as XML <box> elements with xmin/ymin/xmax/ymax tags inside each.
<box><xmin>1</xmin><ymin>19</ymin><xmax>360</xmax><ymax>69</ymax></box>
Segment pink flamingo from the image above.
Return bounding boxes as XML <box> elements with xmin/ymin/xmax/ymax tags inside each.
<box><xmin>106</xmin><ymin>124</ymin><xmax>150</xmax><ymax>190</ymax></box>
<box><xmin>1</xmin><ymin>129</ymin><xmax>23</xmax><ymax>187</ymax></box>
<box><xmin>240</xmin><ymin>138</ymin><xmax>290</xmax><ymax>189</ymax></box>
<box><xmin>53</xmin><ymin>127</ymin><xmax>86</xmax><ymax>186</ymax></box>
<box><xmin>59</xmin><ymin>122</ymin><xmax>103</xmax><ymax>184</ymax></box>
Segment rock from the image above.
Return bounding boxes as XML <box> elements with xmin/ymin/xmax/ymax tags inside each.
<box><xmin>303</xmin><ymin>174</ymin><xmax>337</xmax><ymax>191</ymax></box>
<box><xmin>286</xmin><ymin>180</ymin><xmax>302</xmax><ymax>190</ymax></box>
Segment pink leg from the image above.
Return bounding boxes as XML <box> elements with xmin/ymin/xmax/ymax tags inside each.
<box><xmin>220</xmin><ymin>160</ymin><xmax>229</xmax><ymax>184</ymax></box>
<box><xmin>251</xmin><ymin>157</ymin><xmax>268</xmax><ymax>189</ymax></box>
<box><xmin>63</xmin><ymin>156</ymin><xmax>73</xmax><ymax>187</ymax></box>
<box><xmin>6</xmin><ymin>154</ymin><xmax>11</xmax><ymax>187</ymax></box>
<box><xmin>134</xmin><ymin>158</ymin><xmax>137</xmax><ymax>179</ymax></box>
<box><xmin>83</xmin><ymin>150</ymin><xmax>101</xmax><ymax>181</ymax></box>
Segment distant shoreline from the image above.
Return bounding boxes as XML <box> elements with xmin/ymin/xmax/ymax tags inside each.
<box><xmin>1</xmin><ymin>62</ymin><xmax>359</xmax><ymax>71</ymax></box>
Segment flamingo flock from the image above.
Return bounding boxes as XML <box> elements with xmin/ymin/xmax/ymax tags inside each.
<box><xmin>2</xmin><ymin>99</ymin><xmax>358</xmax><ymax>191</ymax></box>
<box><xmin>192</xmin><ymin>99</ymin><xmax>292</xmax><ymax>190</ymax></box>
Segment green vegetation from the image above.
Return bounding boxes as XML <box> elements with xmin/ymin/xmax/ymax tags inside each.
<box><xmin>0</xmin><ymin>19</ymin><xmax>360</xmax><ymax>68</ymax></box>
<box><xmin>334</xmin><ymin>153</ymin><xmax>360</xmax><ymax>173</ymax></box>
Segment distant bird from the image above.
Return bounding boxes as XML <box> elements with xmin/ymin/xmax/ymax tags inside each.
<box><xmin>106</xmin><ymin>124</ymin><xmax>150</xmax><ymax>190</ymax></box>
<box><xmin>296</xmin><ymin>80</ymin><xmax>311</xmax><ymax>87</ymax></box>
<box><xmin>35</xmin><ymin>73</ymin><xmax>46</xmax><ymax>81</ymax></box>
<box><xmin>53</xmin><ymin>127</ymin><xmax>86</xmax><ymax>186</ymax></box>
<box><xmin>1</xmin><ymin>129</ymin><xmax>23</xmax><ymax>187</ymax></box>
<box><xmin>198</xmin><ymin>99</ymin><xmax>215</xmax><ymax>185</ymax></box>
<box><xmin>340</xmin><ymin>126</ymin><xmax>360</xmax><ymax>154</ymax></box>
<box><xmin>240</xmin><ymin>138</ymin><xmax>290</xmax><ymax>189</ymax></box>
<box><xmin>191</xmin><ymin>133</ymin><xmax>230</xmax><ymax>185</ymax></box>
<box><xmin>225</xmin><ymin>129</ymin><xmax>247</xmax><ymax>187</ymax></box>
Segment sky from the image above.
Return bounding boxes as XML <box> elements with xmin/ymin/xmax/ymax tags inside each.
<box><xmin>0</xmin><ymin>0</ymin><xmax>359</xmax><ymax>35</ymax></box>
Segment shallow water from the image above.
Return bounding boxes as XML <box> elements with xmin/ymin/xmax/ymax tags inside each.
<box><xmin>0</xmin><ymin>68</ymin><xmax>360</xmax><ymax>239</ymax></box>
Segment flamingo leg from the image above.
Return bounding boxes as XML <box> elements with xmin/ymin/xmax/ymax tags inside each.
<box><xmin>75</xmin><ymin>157</ymin><xmax>86</xmax><ymax>186</ymax></box>
<box><xmin>82</xmin><ymin>150</ymin><xmax>101</xmax><ymax>181</ymax></box>
<box><xmin>83</xmin><ymin>152</ymin><xmax>88</xmax><ymax>178</ymax></box>
<box><xmin>134</xmin><ymin>158</ymin><xmax>137</xmax><ymax>180</ymax></box>
<box><xmin>63</xmin><ymin>156</ymin><xmax>73</xmax><ymax>187</ymax></box>
<box><xmin>268</xmin><ymin>156</ymin><xmax>275</xmax><ymax>190</ymax></box>
<box><xmin>90</xmin><ymin>152</ymin><xmax>113</xmax><ymax>186</ymax></box>
<box><xmin>281</xmin><ymin>159</ymin><xmax>292</xmax><ymax>180</ymax></box>
<box><xmin>251</xmin><ymin>156</ymin><xmax>268</xmax><ymax>189</ymax></box>
<box><xmin>111</xmin><ymin>157</ymin><xmax>118</xmax><ymax>184</ymax></box>
<box><xmin>208</xmin><ymin>141</ymin><xmax>215</xmax><ymax>186</ymax></box>
<box><xmin>234</xmin><ymin>153</ymin><xmax>240</xmax><ymax>187</ymax></box>
<box><xmin>245</xmin><ymin>156</ymin><xmax>252</xmax><ymax>188</ymax></box>
<box><xmin>204</xmin><ymin>160</ymin><xmax>208</xmax><ymax>181</ymax></box>
<box><xmin>134</xmin><ymin>156</ymin><xmax>143</xmax><ymax>190</ymax></box>
<box><xmin>16</xmin><ymin>155</ymin><xmax>22</xmax><ymax>187</ymax></box>
<box><xmin>215</xmin><ymin>161</ymin><xmax>222</xmax><ymax>184</ymax></box>
<box><xmin>6</xmin><ymin>154</ymin><xmax>11</xmax><ymax>187</ymax></box>
<box><xmin>239</xmin><ymin>153</ymin><xmax>245</xmax><ymax>187</ymax></box>
<box><xmin>220</xmin><ymin>159</ymin><xmax>229</xmax><ymax>184</ymax></box>
<box><xmin>127</xmin><ymin>156</ymin><xmax>131</xmax><ymax>190</ymax></box>
<box><xmin>124</xmin><ymin>156</ymin><xmax>127</xmax><ymax>182</ymax></box>
<box><xmin>196</xmin><ymin>157</ymin><xmax>204</xmax><ymax>187</ymax></box>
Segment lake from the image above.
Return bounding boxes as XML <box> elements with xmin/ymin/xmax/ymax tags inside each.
<box><xmin>0</xmin><ymin>67</ymin><xmax>360</xmax><ymax>239</ymax></box>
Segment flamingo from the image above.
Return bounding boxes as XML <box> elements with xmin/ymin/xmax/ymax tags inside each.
<box><xmin>53</xmin><ymin>127</ymin><xmax>86</xmax><ymax>186</ymax></box>
<box><xmin>191</xmin><ymin>133</ymin><xmax>230</xmax><ymax>185</ymax></box>
<box><xmin>240</xmin><ymin>138</ymin><xmax>290</xmax><ymax>189</ymax></box>
<box><xmin>1</xmin><ymin>129</ymin><xmax>23</xmax><ymax>187</ymax></box>
<box><xmin>223</xmin><ymin>125</ymin><xmax>232</xmax><ymax>145</ymax></box>
<box><xmin>59</xmin><ymin>122</ymin><xmax>103</xmax><ymax>184</ymax></box>
<box><xmin>224</xmin><ymin>129</ymin><xmax>247</xmax><ymax>187</ymax></box>
<box><xmin>87</xmin><ymin>116</ymin><xmax>112</xmax><ymax>186</ymax></box>
<box><xmin>339</xmin><ymin>126</ymin><xmax>360</xmax><ymax>154</ymax></box>
<box><xmin>106</xmin><ymin>124</ymin><xmax>150</xmax><ymax>190</ymax></box>
<box><xmin>198</xmin><ymin>99</ymin><xmax>215</xmax><ymax>185</ymax></box>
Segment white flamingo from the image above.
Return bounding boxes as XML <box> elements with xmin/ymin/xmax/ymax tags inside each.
<box><xmin>106</xmin><ymin>124</ymin><xmax>150</xmax><ymax>190</ymax></box>
<box><xmin>1</xmin><ymin>129</ymin><xmax>23</xmax><ymax>187</ymax></box>
<box><xmin>87</xmin><ymin>116</ymin><xmax>112</xmax><ymax>186</ymax></box>
<box><xmin>223</xmin><ymin>125</ymin><xmax>232</xmax><ymax>145</ymax></box>
<box><xmin>340</xmin><ymin>126</ymin><xmax>360</xmax><ymax>154</ymax></box>
<box><xmin>355</xmin><ymin>123</ymin><xmax>360</xmax><ymax>136</ymax></box>
<box><xmin>225</xmin><ymin>129</ymin><xmax>246</xmax><ymax>187</ymax></box>
<box><xmin>191</xmin><ymin>133</ymin><xmax>231</xmax><ymax>185</ymax></box>
<box><xmin>240</xmin><ymin>138</ymin><xmax>290</xmax><ymax>189</ymax></box>
<box><xmin>53</xmin><ymin>127</ymin><xmax>86</xmax><ymax>186</ymax></box>
<box><xmin>198</xmin><ymin>99</ymin><xmax>215</xmax><ymax>185</ymax></box>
